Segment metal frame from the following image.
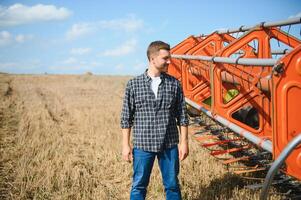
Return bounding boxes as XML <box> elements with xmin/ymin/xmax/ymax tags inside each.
<box><xmin>199</xmin><ymin>17</ymin><xmax>301</xmax><ymax>36</ymax></box>
<box><xmin>185</xmin><ymin>98</ymin><xmax>273</xmax><ymax>152</ymax></box>
<box><xmin>171</xmin><ymin>54</ymin><xmax>277</xmax><ymax>66</ymax></box>
<box><xmin>260</xmin><ymin>134</ymin><xmax>301</xmax><ymax>200</ymax></box>
<box><xmin>170</xmin><ymin>17</ymin><xmax>301</xmax><ymax>182</ymax></box>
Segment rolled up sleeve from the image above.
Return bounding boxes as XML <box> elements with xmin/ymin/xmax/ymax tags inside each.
<box><xmin>175</xmin><ymin>81</ymin><xmax>189</xmax><ymax>126</ymax></box>
<box><xmin>121</xmin><ymin>80</ymin><xmax>135</xmax><ymax>129</ymax></box>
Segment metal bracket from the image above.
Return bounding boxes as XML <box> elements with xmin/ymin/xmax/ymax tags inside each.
<box><xmin>272</xmin><ymin>62</ymin><xmax>284</xmax><ymax>76</ymax></box>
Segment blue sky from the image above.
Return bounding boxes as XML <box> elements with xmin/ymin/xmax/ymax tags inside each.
<box><xmin>0</xmin><ymin>0</ymin><xmax>300</xmax><ymax>75</ymax></box>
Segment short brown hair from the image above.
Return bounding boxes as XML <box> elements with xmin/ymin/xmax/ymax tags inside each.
<box><xmin>147</xmin><ymin>41</ymin><xmax>170</xmax><ymax>61</ymax></box>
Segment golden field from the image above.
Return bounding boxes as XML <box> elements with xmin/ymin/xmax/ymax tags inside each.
<box><xmin>0</xmin><ymin>74</ymin><xmax>282</xmax><ymax>200</ymax></box>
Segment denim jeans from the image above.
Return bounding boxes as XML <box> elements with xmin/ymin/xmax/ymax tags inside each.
<box><xmin>130</xmin><ymin>146</ymin><xmax>181</xmax><ymax>200</ymax></box>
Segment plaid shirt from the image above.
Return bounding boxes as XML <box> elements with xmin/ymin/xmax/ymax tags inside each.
<box><xmin>121</xmin><ymin>71</ymin><xmax>188</xmax><ymax>152</ymax></box>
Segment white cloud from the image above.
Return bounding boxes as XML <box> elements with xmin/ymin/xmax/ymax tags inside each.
<box><xmin>15</xmin><ymin>34</ymin><xmax>33</xmax><ymax>43</ymax></box>
<box><xmin>99</xmin><ymin>14</ymin><xmax>144</xmax><ymax>32</ymax></box>
<box><xmin>0</xmin><ymin>31</ymin><xmax>33</xmax><ymax>46</ymax></box>
<box><xmin>0</xmin><ymin>3</ymin><xmax>72</xmax><ymax>27</ymax></box>
<box><xmin>0</xmin><ymin>31</ymin><xmax>12</xmax><ymax>46</ymax></box>
<box><xmin>65</xmin><ymin>15</ymin><xmax>144</xmax><ymax>40</ymax></box>
<box><xmin>0</xmin><ymin>62</ymin><xmax>18</xmax><ymax>70</ymax></box>
<box><xmin>90</xmin><ymin>61</ymin><xmax>103</xmax><ymax>67</ymax></box>
<box><xmin>63</xmin><ymin>57</ymin><xmax>77</xmax><ymax>65</ymax></box>
<box><xmin>50</xmin><ymin>59</ymin><xmax>102</xmax><ymax>72</ymax></box>
<box><xmin>133</xmin><ymin>61</ymin><xmax>146</xmax><ymax>71</ymax></box>
<box><xmin>66</xmin><ymin>23</ymin><xmax>96</xmax><ymax>40</ymax></box>
<box><xmin>115</xmin><ymin>64</ymin><xmax>124</xmax><ymax>71</ymax></box>
<box><xmin>101</xmin><ymin>39</ymin><xmax>137</xmax><ymax>57</ymax></box>
<box><xmin>70</xmin><ymin>48</ymin><xmax>91</xmax><ymax>55</ymax></box>
<box><xmin>15</xmin><ymin>34</ymin><xmax>25</xmax><ymax>43</ymax></box>
<box><xmin>0</xmin><ymin>60</ymin><xmax>41</xmax><ymax>73</ymax></box>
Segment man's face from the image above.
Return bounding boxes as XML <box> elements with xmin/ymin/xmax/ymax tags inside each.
<box><xmin>151</xmin><ymin>49</ymin><xmax>171</xmax><ymax>73</ymax></box>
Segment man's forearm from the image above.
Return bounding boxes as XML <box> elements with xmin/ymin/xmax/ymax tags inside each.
<box><xmin>122</xmin><ymin>128</ymin><xmax>131</xmax><ymax>146</ymax></box>
<box><xmin>179</xmin><ymin>126</ymin><xmax>188</xmax><ymax>143</ymax></box>
<box><xmin>179</xmin><ymin>125</ymin><xmax>189</xmax><ymax>161</ymax></box>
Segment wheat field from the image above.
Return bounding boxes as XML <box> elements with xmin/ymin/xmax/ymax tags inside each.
<box><xmin>0</xmin><ymin>74</ymin><xmax>282</xmax><ymax>200</ymax></box>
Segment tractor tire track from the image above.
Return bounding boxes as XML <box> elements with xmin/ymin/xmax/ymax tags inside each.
<box><xmin>0</xmin><ymin>77</ymin><xmax>19</xmax><ymax>200</ymax></box>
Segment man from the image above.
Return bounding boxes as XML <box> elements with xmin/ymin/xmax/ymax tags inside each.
<box><xmin>121</xmin><ymin>41</ymin><xmax>189</xmax><ymax>200</ymax></box>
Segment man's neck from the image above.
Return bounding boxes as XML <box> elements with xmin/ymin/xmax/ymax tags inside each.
<box><xmin>147</xmin><ymin>65</ymin><xmax>161</xmax><ymax>77</ymax></box>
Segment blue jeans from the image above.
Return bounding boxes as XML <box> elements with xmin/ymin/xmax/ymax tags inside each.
<box><xmin>130</xmin><ymin>146</ymin><xmax>181</xmax><ymax>200</ymax></box>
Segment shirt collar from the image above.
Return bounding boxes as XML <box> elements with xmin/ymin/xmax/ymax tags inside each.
<box><xmin>143</xmin><ymin>69</ymin><xmax>166</xmax><ymax>83</ymax></box>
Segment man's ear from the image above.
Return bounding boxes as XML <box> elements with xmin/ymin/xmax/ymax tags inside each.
<box><xmin>150</xmin><ymin>56</ymin><xmax>155</xmax><ymax>64</ymax></box>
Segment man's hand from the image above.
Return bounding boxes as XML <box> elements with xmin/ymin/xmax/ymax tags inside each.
<box><xmin>122</xmin><ymin>128</ymin><xmax>133</xmax><ymax>162</ymax></box>
<box><xmin>179</xmin><ymin>140</ymin><xmax>189</xmax><ymax>161</ymax></box>
<box><xmin>178</xmin><ymin>125</ymin><xmax>189</xmax><ymax>161</ymax></box>
<box><xmin>122</xmin><ymin>144</ymin><xmax>133</xmax><ymax>162</ymax></box>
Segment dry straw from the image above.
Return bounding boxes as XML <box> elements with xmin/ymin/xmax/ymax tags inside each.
<box><xmin>0</xmin><ymin>74</ymin><xmax>281</xmax><ymax>200</ymax></box>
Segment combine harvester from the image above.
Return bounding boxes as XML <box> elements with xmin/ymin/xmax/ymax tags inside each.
<box><xmin>168</xmin><ymin>17</ymin><xmax>301</xmax><ymax>199</ymax></box>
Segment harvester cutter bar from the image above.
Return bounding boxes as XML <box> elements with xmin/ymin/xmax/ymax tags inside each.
<box><xmin>202</xmin><ymin>138</ymin><xmax>241</xmax><ymax>147</ymax></box>
<box><xmin>233</xmin><ymin>167</ymin><xmax>267</xmax><ymax>174</ymax></box>
<box><xmin>222</xmin><ymin>155</ymin><xmax>251</xmax><ymax>164</ymax></box>
<box><xmin>210</xmin><ymin>144</ymin><xmax>252</xmax><ymax>156</ymax></box>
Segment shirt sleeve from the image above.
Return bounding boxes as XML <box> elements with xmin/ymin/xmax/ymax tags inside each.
<box><xmin>120</xmin><ymin>80</ymin><xmax>135</xmax><ymax>129</ymax></box>
<box><xmin>175</xmin><ymin>81</ymin><xmax>189</xmax><ymax>126</ymax></box>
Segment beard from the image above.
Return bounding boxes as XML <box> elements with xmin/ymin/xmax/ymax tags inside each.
<box><xmin>159</xmin><ymin>64</ymin><xmax>168</xmax><ymax>72</ymax></box>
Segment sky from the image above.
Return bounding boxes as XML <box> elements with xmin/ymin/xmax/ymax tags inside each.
<box><xmin>0</xmin><ymin>0</ymin><xmax>301</xmax><ymax>75</ymax></box>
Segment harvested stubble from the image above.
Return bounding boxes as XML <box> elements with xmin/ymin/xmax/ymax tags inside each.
<box><xmin>0</xmin><ymin>74</ymin><xmax>282</xmax><ymax>200</ymax></box>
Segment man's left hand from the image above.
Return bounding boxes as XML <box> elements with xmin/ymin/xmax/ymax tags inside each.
<box><xmin>179</xmin><ymin>140</ymin><xmax>189</xmax><ymax>161</ymax></box>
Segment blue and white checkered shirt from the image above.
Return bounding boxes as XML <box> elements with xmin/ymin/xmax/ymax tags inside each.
<box><xmin>121</xmin><ymin>71</ymin><xmax>189</xmax><ymax>152</ymax></box>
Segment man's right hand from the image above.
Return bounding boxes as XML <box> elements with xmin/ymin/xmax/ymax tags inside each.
<box><xmin>122</xmin><ymin>144</ymin><xmax>133</xmax><ymax>162</ymax></box>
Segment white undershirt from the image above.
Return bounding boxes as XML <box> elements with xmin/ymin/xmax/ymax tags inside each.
<box><xmin>150</xmin><ymin>76</ymin><xmax>161</xmax><ymax>99</ymax></box>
